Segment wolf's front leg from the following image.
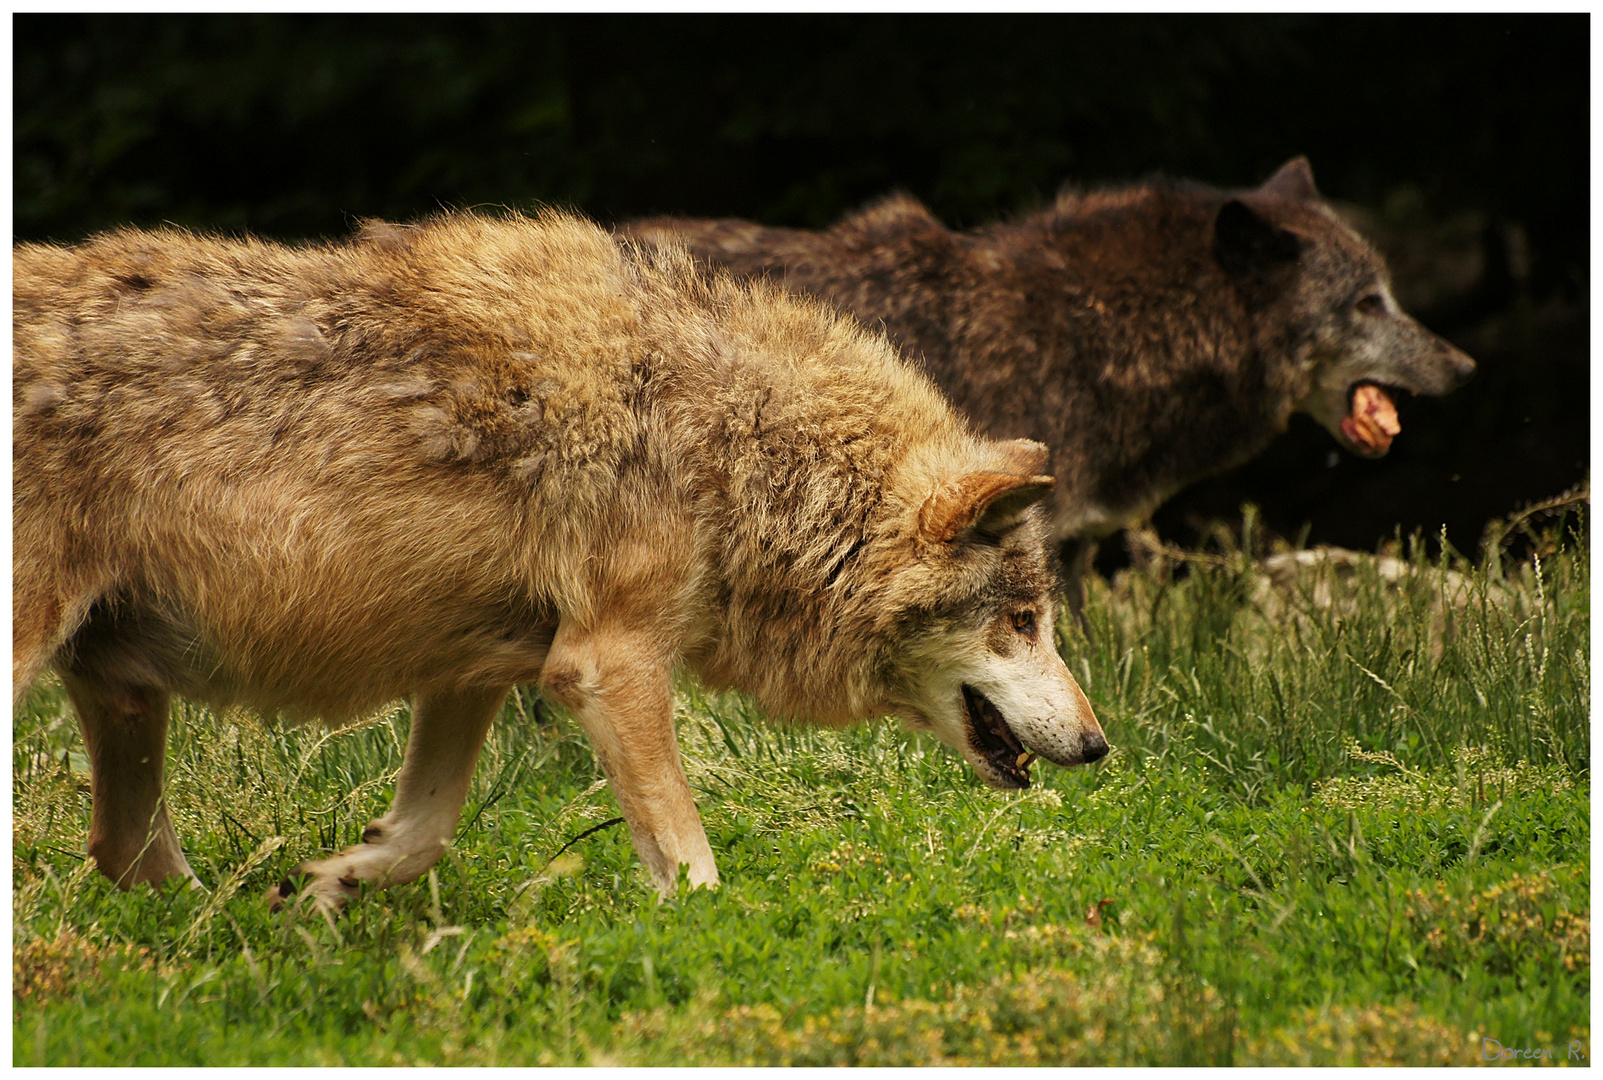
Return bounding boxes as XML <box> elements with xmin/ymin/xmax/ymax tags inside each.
<box><xmin>541</xmin><ymin>623</ymin><xmax>717</xmax><ymax>896</ymax></box>
<box><xmin>270</xmin><ymin>684</ymin><xmax>506</xmax><ymax>915</ymax></box>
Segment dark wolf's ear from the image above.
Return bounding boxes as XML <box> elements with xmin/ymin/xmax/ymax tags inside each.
<box><xmin>1214</xmin><ymin>200</ymin><xmax>1302</xmax><ymax>308</ymax></box>
<box><xmin>921</xmin><ymin>470</ymin><xmax>1055</xmax><ymax>544</ymax></box>
<box><xmin>1259</xmin><ymin>156</ymin><xmax>1320</xmax><ymax>202</ymax></box>
<box><xmin>1215</xmin><ymin>200</ymin><xmax>1301</xmax><ymax>276</ymax></box>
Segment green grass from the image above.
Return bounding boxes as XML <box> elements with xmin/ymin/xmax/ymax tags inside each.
<box><xmin>13</xmin><ymin>509</ymin><xmax>1590</xmax><ymax>1065</ymax></box>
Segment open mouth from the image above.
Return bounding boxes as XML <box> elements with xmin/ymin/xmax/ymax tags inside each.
<box><xmin>1339</xmin><ymin>380</ymin><xmax>1405</xmax><ymax>457</ymax></box>
<box><xmin>961</xmin><ymin>684</ymin><xmax>1034</xmax><ymax>789</ymax></box>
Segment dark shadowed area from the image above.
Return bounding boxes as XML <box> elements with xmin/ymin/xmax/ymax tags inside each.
<box><xmin>15</xmin><ymin>13</ymin><xmax>1588</xmax><ymax>559</ymax></box>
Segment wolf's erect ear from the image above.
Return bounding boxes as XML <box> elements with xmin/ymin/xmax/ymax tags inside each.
<box><xmin>1259</xmin><ymin>156</ymin><xmax>1320</xmax><ymax>202</ymax></box>
<box><xmin>997</xmin><ymin>437</ymin><xmax>1050</xmax><ymax>478</ymax></box>
<box><xmin>920</xmin><ymin>469</ymin><xmax>1055</xmax><ymax>544</ymax></box>
<box><xmin>1214</xmin><ymin>200</ymin><xmax>1302</xmax><ymax>304</ymax></box>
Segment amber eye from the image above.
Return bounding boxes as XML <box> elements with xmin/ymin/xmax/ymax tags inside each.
<box><xmin>1355</xmin><ymin>293</ymin><xmax>1385</xmax><ymax>315</ymax></box>
<box><xmin>1012</xmin><ymin>610</ymin><xmax>1037</xmax><ymax>637</ymax></box>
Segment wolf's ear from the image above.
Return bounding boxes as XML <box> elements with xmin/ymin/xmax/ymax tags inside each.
<box><xmin>921</xmin><ymin>471</ymin><xmax>1055</xmax><ymax>544</ymax></box>
<box><xmin>1214</xmin><ymin>200</ymin><xmax>1302</xmax><ymax>302</ymax></box>
<box><xmin>1259</xmin><ymin>156</ymin><xmax>1320</xmax><ymax>202</ymax></box>
<box><xmin>997</xmin><ymin>437</ymin><xmax>1050</xmax><ymax>478</ymax></box>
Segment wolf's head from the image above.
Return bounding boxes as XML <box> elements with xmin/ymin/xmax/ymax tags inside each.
<box><xmin>877</xmin><ymin>438</ymin><xmax>1108</xmax><ymax>789</ymax></box>
<box><xmin>1214</xmin><ymin>157</ymin><xmax>1476</xmax><ymax>458</ymax></box>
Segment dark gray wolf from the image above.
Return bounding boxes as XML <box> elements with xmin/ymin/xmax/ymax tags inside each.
<box><xmin>625</xmin><ymin>158</ymin><xmax>1476</xmax><ymax>607</ymax></box>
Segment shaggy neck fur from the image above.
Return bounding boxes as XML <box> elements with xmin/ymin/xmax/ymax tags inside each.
<box><xmin>622</xmin><ymin>252</ymin><xmax>990</xmax><ymax>724</ymax></box>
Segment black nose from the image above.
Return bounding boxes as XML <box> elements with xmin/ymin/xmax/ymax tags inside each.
<box><xmin>1445</xmin><ymin>345</ymin><xmax>1477</xmax><ymax>387</ymax></box>
<box><xmin>1082</xmin><ymin>731</ymin><xmax>1109</xmax><ymax>763</ymax></box>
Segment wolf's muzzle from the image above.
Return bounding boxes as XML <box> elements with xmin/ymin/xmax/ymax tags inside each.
<box><xmin>1442</xmin><ymin>342</ymin><xmax>1476</xmax><ymax>388</ymax></box>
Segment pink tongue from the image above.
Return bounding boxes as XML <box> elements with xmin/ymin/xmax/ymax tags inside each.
<box><xmin>1341</xmin><ymin>384</ymin><xmax>1400</xmax><ymax>454</ymax></box>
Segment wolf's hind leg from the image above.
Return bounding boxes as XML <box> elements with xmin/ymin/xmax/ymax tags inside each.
<box><xmin>12</xmin><ymin>568</ymin><xmax>99</xmax><ymax>704</ymax></box>
<box><xmin>66</xmin><ymin>676</ymin><xmax>198</xmax><ymax>889</ymax></box>
<box><xmin>269</xmin><ymin>685</ymin><xmax>506</xmax><ymax>915</ymax></box>
<box><xmin>542</xmin><ymin>625</ymin><xmax>717</xmax><ymax>897</ymax></box>
<box><xmin>12</xmin><ymin>591</ymin><xmax>61</xmax><ymax>702</ymax></box>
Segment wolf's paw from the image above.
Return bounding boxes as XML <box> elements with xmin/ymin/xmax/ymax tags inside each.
<box><xmin>267</xmin><ymin>863</ymin><xmax>362</xmax><ymax>916</ymax></box>
<box><xmin>267</xmin><ymin>818</ymin><xmax>446</xmax><ymax>916</ymax></box>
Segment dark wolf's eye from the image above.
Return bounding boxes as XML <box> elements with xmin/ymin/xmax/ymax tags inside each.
<box><xmin>1355</xmin><ymin>293</ymin><xmax>1385</xmax><ymax>315</ymax></box>
<box><xmin>1012</xmin><ymin>610</ymin><xmax>1037</xmax><ymax>638</ymax></box>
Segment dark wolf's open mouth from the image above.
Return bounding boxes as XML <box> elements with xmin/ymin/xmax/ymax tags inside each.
<box><xmin>1341</xmin><ymin>380</ymin><xmax>1406</xmax><ymax>457</ymax></box>
<box><xmin>962</xmin><ymin>684</ymin><xmax>1033</xmax><ymax>789</ymax></box>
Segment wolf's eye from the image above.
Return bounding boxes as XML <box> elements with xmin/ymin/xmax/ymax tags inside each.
<box><xmin>1012</xmin><ymin>610</ymin><xmax>1037</xmax><ymax>638</ymax></box>
<box><xmin>1355</xmin><ymin>293</ymin><xmax>1385</xmax><ymax>315</ymax></box>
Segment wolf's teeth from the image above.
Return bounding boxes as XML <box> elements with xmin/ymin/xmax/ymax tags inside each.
<box><xmin>1017</xmin><ymin>752</ymin><xmax>1037</xmax><ymax>768</ymax></box>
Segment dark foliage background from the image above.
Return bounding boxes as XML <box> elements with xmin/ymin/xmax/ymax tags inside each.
<box><xmin>15</xmin><ymin>14</ymin><xmax>1589</xmax><ymax>559</ymax></box>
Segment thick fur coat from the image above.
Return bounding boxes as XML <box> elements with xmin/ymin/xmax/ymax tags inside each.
<box><xmin>14</xmin><ymin>211</ymin><xmax>1104</xmax><ymax>907</ymax></box>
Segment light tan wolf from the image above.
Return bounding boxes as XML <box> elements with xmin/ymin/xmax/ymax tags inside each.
<box><xmin>13</xmin><ymin>211</ymin><xmax>1107</xmax><ymax>912</ymax></box>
